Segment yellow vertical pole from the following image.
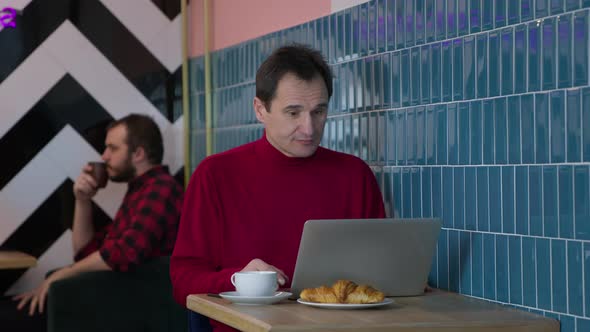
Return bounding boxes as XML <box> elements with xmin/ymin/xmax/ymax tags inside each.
<box><xmin>180</xmin><ymin>0</ymin><xmax>190</xmax><ymax>187</ymax></box>
<box><xmin>204</xmin><ymin>0</ymin><xmax>213</xmax><ymax>156</ymax></box>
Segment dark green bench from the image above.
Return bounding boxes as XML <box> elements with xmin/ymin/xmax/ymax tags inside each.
<box><xmin>47</xmin><ymin>256</ymin><xmax>187</xmax><ymax>332</ymax></box>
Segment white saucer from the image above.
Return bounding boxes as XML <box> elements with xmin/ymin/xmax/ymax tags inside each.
<box><xmin>297</xmin><ymin>298</ymin><xmax>395</xmax><ymax>309</ymax></box>
<box><xmin>219</xmin><ymin>291</ymin><xmax>292</xmax><ymax>305</ymax></box>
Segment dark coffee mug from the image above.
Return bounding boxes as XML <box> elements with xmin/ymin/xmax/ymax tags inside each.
<box><xmin>88</xmin><ymin>162</ymin><xmax>108</xmax><ymax>188</ymax></box>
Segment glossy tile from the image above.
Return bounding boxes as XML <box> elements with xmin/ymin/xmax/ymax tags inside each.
<box><xmin>574</xmin><ymin>166</ymin><xmax>590</xmax><ymax>240</ymax></box>
<box><xmin>443</xmin><ymin>167</ymin><xmax>454</xmax><ymax>228</ymax></box>
<box><xmin>453</xmin><ymin>38</ymin><xmax>463</xmax><ymax>101</ymax></box>
<box><xmin>449</xmin><ymin>231</ymin><xmax>460</xmax><ymax>292</ymax></box>
<box><xmin>495</xmin><ymin>98</ymin><xmax>508</xmax><ymax>164</ymax></box>
<box><xmin>406</xmin><ymin>109</ymin><xmax>416</xmax><ymax>165</ymax></box>
<box><xmin>558</xmin><ymin>14</ymin><xmax>573</xmax><ymax>88</ymax></box>
<box><xmin>436</xmin><ymin>105</ymin><xmax>448</xmax><ymax>164</ymax></box>
<box><xmin>536</xmin><ymin>93</ymin><xmax>550</xmax><ymax>163</ymax></box>
<box><xmin>432</xmin><ymin>167</ymin><xmax>442</xmax><ymax>218</ymax></box>
<box><xmin>543</xmin><ymin>166</ymin><xmax>559</xmax><ymax>238</ymax></box>
<box><xmin>529</xmin><ymin>166</ymin><xmax>543</xmax><ymax>236</ymax></box>
<box><xmin>574</xmin><ymin>11</ymin><xmax>589</xmax><ymax>86</ymax></box>
<box><xmin>416</xmin><ymin>0</ymin><xmax>425</xmax><ymax>44</ymax></box>
<box><xmin>515</xmin><ymin>24</ymin><xmax>527</xmax><ymax>93</ymax></box>
<box><xmin>550</xmin><ymin>91</ymin><xmax>566</xmax><ymax>163</ymax></box>
<box><xmin>469</xmin><ymin>0</ymin><xmax>480</xmax><ymax>33</ymax></box>
<box><xmin>458</xmin><ymin>102</ymin><xmax>470</xmax><ymax>165</ymax></box>
<box><xmin>536</xmin><ymin>0</ymin><xmax>549</xmax><ymax>18</ymax></box>
<box><xmin>501</xmin><ymin>28</ymin><xmax>514</xmax><ymax>96</ymax></box>
<box><xmin>542</xmin><ymin>18</ymin><xmax>557</xmax><ymax>90</ymax></box>
<box><xmin>507</xmin><ymin>96</ymin><xmax>521</xmax><ymax>164</ymax></box>
<box><xmin>464</xmin><ymin>36</ymin><xmax>475</xmax><ymax>100</ymax></box>
<box><xmin>447</xmin><ymin>0</ymin><xmax>457</xmax><ymax>37</ymax></box>
<box><xmin>550</xmin><ymin>0</ymin><xmax>565</xmax><ymax>14</ymax></box>
<box><xmin>496</xmin><ymin>235</ymin><xmax>509</xmax><ymax>302</ymax></box>
<box><xmin>397</xmin><ymin>110</ymin><xmax>407</xmax><ymax>165</ymax></box>
<box><xmin>508</xmin><ymin>0</ymin><xmax>520</xmax><ymax>25</ymax></box>
<box><xmin>459</xmin><ymin>231</ymin><xmax>471</xmax><ymax>294</ymax></box>
<box><xmin>508</xmin><ymin>235</ymin><xmax>523</xmax><ymax>304</ymax></box>
<box><xmin>442</xmin><ymin>41</ymin><xmax>453</xmax><ymax>102</ymax></box>
<box><xmin>528</xmin><ymin>21</ymin><xmax>542</xmax><ymax>92</ymax></box>
<box><xmin>401</xmin><ymin>167</ymin><xmax>413</xmax><ymax>218</ymax></box>
<box><xmin>416</xmin><ymin>107</ymin><xmax>426</xmax><ymax>165</ymax></box>
<box><xmin>377</xmin><ymin>0</ymin><xmax>386</xmax><ymax>53</ymax></box>
<box><xmin>470</xmin><ymin>101</ymin><xmax>482</xmax><ymax>165</ymax></box>
<box><xmin>536</xmin><ymin>238</ymin><xmax>551</xmax><ymax>310</ymax></box>
<box><xmin>521</xmin><ymin>0</ymin><xmax>534</xmax><ymax>22</ymax></box>
<box><xmin>392</xmin><ymin>168</ymin><xmax>403</xmax><ymax>217</ymax></box>
<box><xmin>567</xmin><ymin>241</ymin><xmax>583</xmax><ymax>316</ymax></box>
<box><xmin>471</xmin><ymin>232</ymin><xmax>484</xmax><ymax>297</ymax></box>
<box><xmin>421</xmin><ymin>45</ymin><xmax>431</xmax><ymax>104</ymax></box>
<box><xmin>422</xmin><ymin>167</ymin><xmax>432</xmax><ymax>217</ymax></box>
<box><xmin>426</xmin><ymin>106</ymin><xmax>436</xmax><ymax>164</ymax></box>
<box><xmin>502</xmin><ymin>167</ymin><xmax>515</xmax><ymax>234</ymax></box>
<box><xmin>411</xmin><ymin>47</ymin><xmax>421</xmax><ymax>105</ymax></box>
<box><xmin>454</xmin><ymin>167</ymin><xmax>465</xmax><ymax>229</ymax></box>
<box><xmin>448</xmin><ymin>103</ymin><xmax>459</xmax><ymax>165</ymax></box>
<box><xmin>401</xmin><ymin>50</ymin><xmax>411</xmax><ymax>106</ymax></box>
<box><xmin>489</xmin><ymin>31</ymin><xmax>501</xmax><ymax>97</ymax></box>
<box><xmin>396</xmin><ymin>0</ymin><xmax>406</xmax><ymax>48</ymax></box>
<box><xmin>457</xmin><ymin>0</ymin><xmax>468</xmax><ymax>36</ymax></box>
<box><xmin>435</xmin><ymin>0</ymin><xmax>446</xmax><ymax>39</ymax></box>
<box><xmin>412</xmin><ymin>167</ymin><xmax>422</xmax><ymax>217</ymax></box>
<box><xmin>566</xmin><ymin>89</ymin><xmax>581</xmax><ymax>162</ymax></box>
<box><xmin>584</xmin><ymin>88</ymin><xmax>590</xmax><ymax>162</ymax></box>
<box><xmin>559</xmin><ymin>166</ymin><xmax>574</xmax><ymax>239</ymax></box>
<box><xmin>476</xmin><ymin>34</ymin><xmax>488</xmax><ymax>98</ymax></box>
<box><xmin>552</xmin><ymin>240</ymin><xmax>567</xmax><ymax>312</ymax></box>
<box><xmin>495</xmin><ymin>0</ymin><xmax>507</xmax><ymax>28</ymax></box>
<box><xmin>522</xmin><ymin>236</ymin><xmax>537</xmax><ymax>307</ymax></box>
<box><xmin>489</xmin><ymin>167</ymin><xmax>502</xmax><ymax>233</ymax></box>
<box><xmin>437</xmin><ymin>230</ymin><xmax>449</xmax><ymax>289</ymax></box>
<box><xmin>477</xmin><ymin>167</ymin><xmax>489</xmax><ymax>231</ymax></box>
<box><xmin>481</xmin><ymin>0</ymin><xmax>493</xmax><ymax>30</ymax></box>
<box><xmin>483</xmin><ymin>233</ymin><xmax>497</xmax><ymax>300</ymax></box>
<box><xmin>425</xmin><ymin>0</ymin><xmax>436</xmax><ymax>42</ymax></box>
<box><xmin>405</xmin><ymin>0</ymin><xmax>415</xmax><ymax>47</ymax></box>
<box><xmin>465</xmin><ymin>167</ymin><xmax>476</xmax><ymax>230</ymax></box>
<box><xmin>431</xmin><ymin>43</ymin><xmax>442</xmax><ymax>103</ymax></box>
<box><xmin>483</xmin><ymin>100</ymin><xmax>495</xmax><ymax>164</ymax></box>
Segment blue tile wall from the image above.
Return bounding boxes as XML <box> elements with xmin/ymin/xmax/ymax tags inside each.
<box><xmin>189</xmin><ymin>1</ymin><xmax>590</xmax><ymax>331</ymax></box>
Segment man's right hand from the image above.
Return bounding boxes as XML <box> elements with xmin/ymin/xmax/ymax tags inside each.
<box><xmin>73</xmin><ymin>165</ymin><xmax>98</xmax><ymax>201</ymax></box>
<box><xmin>241</xmin><ymin>258</ymin><xmax>289</xmax><ymax>286</ymax></box>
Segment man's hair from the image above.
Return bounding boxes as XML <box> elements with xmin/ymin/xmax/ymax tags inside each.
<box><xmin>255</xmin><ymin>44</ymin><xmax>333</xmax><ymax>110</ymax></box>
<box><xmin>107</xmin><ymin>114</ymin><xmax>164</xmax><ymax>165</ymax></box>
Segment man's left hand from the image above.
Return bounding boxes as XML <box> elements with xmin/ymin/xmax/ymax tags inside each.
<box><xmin>12</xmin><ymin>266</ymin><xmax>74</xmax><ymax>316</ymax></box>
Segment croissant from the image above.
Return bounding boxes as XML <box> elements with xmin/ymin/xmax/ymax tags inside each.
<box><xmin>300</xmin><ymin>280</ymin><xmax>385</xmax><ymax>304</ymax></box>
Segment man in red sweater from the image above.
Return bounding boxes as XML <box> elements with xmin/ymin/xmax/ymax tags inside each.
<box><xmin>171</xmin><ymin>45</ymin><xmax>386</xmax><ymax>331</ymax></box>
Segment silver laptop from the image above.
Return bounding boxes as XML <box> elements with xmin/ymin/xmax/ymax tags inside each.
<box><xmin>290</xmin><ymin>218</ymin><xmax>441</xmax><ymax>298</ymax></box>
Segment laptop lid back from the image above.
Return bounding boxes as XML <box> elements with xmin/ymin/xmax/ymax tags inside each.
<box><xmin>290</xmin><ymin>218</ymin><xmax>441</xmax><ymax>298</ymax></box>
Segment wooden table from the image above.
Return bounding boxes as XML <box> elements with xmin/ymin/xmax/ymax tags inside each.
<box><xmin>187</xmin><ymin>290</ymin><xmax>558</xmax><ymax>332</ymax></box>
<box><xmin>0</xmin><ymin>251</ymin><xmax>37</xmax><ymax>269</ymax></box>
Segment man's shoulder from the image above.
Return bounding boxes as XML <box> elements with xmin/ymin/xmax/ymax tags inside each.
<box><xmin>316</xmin><ymin>147</ymin><xmax>370</xmax><ymax>170</ymax></box>
<box><xmin>197</xmin><ymin>140</ymin><xmax>257</xmax><ymax>170</ymax></box>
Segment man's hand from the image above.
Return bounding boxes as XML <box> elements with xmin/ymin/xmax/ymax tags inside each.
<box><xmin>241</xmin><ymin>258</ymin><xmax>289</xmax><ymax>286</ymax></box>
<box><xmin>73</xmin><ymin>165</ymin><xmax>98</xmax><ymax>201</ymax></box>
<box><xmin>13</xmin><ymin>266</ymin><xmax>74</xmax><ymax>316</ymax></box>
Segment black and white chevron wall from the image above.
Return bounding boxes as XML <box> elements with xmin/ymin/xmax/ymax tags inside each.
<box><xmin>0</xmin><ymin>0</ymin><xmax>184</xmax><ymax>294</ymax></box>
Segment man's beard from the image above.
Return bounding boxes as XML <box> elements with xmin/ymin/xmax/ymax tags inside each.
<box><xmin>108</xmin><ymin>156</ymin><xmax>136</xmax><ymax>182</ymax></box>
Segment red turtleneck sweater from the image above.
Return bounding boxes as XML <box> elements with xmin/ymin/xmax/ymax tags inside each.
<box><xmin>171</xmin><ymin>136</ymin><xmax>385</xmax><ymax>331</ymax></box>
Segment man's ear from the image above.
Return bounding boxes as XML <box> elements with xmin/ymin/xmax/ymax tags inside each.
<box><xmin>253</xmin><ymin>97</ymin><xmax>267</xmax><ymax>123</ymax></box>
<box><xmin>131</xmin><ymin>146</ymin><xmax>146</xmax><ymax>164</ymax></box>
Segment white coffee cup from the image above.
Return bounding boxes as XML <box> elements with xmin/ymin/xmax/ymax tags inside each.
<box><xmin>230</xmin><ymin>271</ymin><xmax>278</xmax><ymax>297</ymax></box>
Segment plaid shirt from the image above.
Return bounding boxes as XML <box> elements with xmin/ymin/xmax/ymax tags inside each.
<box><xmin>75</xmin><ymin>166</ymin><xmax>184</xmax><ymax>272</ymax></box>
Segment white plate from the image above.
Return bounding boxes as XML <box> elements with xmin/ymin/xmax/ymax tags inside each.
<box><xmin>219</xmin><ymin>291</ymin><xmax>292</xmax><ymax>305</ymax></box>
<box><xmin>296</xmin><ymin>298</ymin><xmax>395</xmax><ymax>309</ymax></box>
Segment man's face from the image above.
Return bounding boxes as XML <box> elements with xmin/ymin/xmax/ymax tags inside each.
<box><xmin>101</xmin><ymin>124</ymin><xmax>136</xmax><ymax>182</ymax></box>
<box><xmin>254</xmin><ymin>73</ymin><xmax>329</xmax><ymax>158</ymax></box>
